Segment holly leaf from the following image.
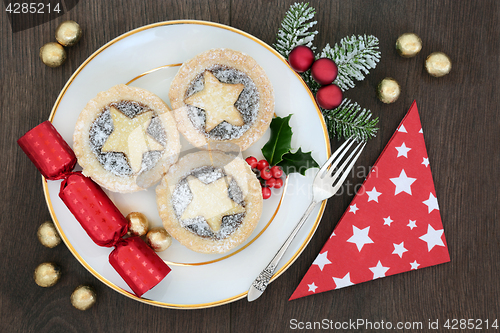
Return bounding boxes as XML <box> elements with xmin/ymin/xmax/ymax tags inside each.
<box><xmin>261</xmin><ymin>115</ymin><xmax>293</xmax><ymax>166</ymax></box>
<box><xmin>277</xmin><ymin>148</ymin><xmax>319</xmax><ymax>176</ymax></box>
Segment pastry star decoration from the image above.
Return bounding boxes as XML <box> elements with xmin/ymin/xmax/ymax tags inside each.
<box><xmin>185</xmin><ymin>71</ymin><xmax>245</xmax><ymax>132</ymax></box>
<box><xmin>181</xmin><ymin>176</ymin><xmax>245</xmax><ymax>233</ymax></box>
<box><xmin>101</xmin><ymin>107</ymin><xmax>163</xmax><ymax>173</ymax></box>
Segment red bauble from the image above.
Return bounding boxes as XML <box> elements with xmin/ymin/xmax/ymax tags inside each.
<box><xmin>288</xmin><ymin>45</ymin><xmax>315</xmax><ymax>73</ymax></box>
<box><xmin>316</xmin><ymin>84</ymin><xmax>343</xmax><ymax>109</ymax></box>
<box><xmin>311</xmin><ymin>58</ymin><xmax>338</xmax><ymax>85</ymax></box>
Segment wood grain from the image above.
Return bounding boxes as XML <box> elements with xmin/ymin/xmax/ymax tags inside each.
<box><xmin>1</xmin><ymin>0</ymin><xmax>499</xmax><ymax>332</ymax></box>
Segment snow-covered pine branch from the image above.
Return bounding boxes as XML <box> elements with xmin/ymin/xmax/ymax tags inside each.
<box><xmin>321</xmin><ymin>35</ymin><xmax>381</xmax><ymax>91</ymax></box>
<box><xmin>274</xmin><ymin>3</ymin><xmax>380</xmax><ymax>141</ymax></box>
<box><xmin>274</xmin><ymin>3</ymin><xmax>318</xmax><ymax>58</ymax></box>
<box><xmin>322</xmin><ymin>99</ymin><xmax>379</xmax><ymax>142</ymax></box>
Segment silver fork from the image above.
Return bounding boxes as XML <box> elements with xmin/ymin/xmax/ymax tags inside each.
<box><xmin>247</xmin><ymin>137</ymin><xmax>366</xmax><ymax>301</ymax></box>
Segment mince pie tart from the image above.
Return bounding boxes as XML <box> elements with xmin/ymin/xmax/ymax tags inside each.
<box><xmin>156</xmin><ymin>151</ymin><xmax>263</xmax><ymax>254</ymax></box>
<box><xmin>169</xmin><ymin>48</ymin><xmax>274</xmax><ymax>151</ymax></box>
<box><xmin>73</xmin><ymin>84</ymin><xmax>181</xmax><ymax>193</ymax></box>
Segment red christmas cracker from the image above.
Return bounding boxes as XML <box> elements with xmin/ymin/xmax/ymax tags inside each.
<box><xmin>17</xmin><ymin>121</ymin><xmax>76</xmax><ymax>180</ymax></box>
<box><xmin>59</xmin><ymin>172</ymin><xmax>128</xmax><ymax>247</ymax></box>
<box><xmin>18</xmin><ymin>121</ymin><xmax>171</xmax><ymax>297</ymax></box>
<box><xmin>110</xmin><ymin>237</ymin><xmax>172</xmax><ymax>297</ymax></box>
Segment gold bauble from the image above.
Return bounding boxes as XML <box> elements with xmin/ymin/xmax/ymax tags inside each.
<box><xmin>34</xmin><ymin>262</ymin><xmax>61</xmax><ymax>287</ymax></box>
<box><xmin>377</xmin><ymin>78</ymin><xmax>401</xmax><ymax>104</ymax></box>
<box><xmin>146</xmin><ymin>227</ymin><xmax>172</xmax><ymax>252</ymax></box>
<box><xmin>39</xmin><ymin>42</ymin><xmax>66</xmax><ymax>68</ymax></box>
<box><xmin>396</xmin><ymin>33</ymin><xmax>422</xmax><ymax>58</ymax></box>
<box><xmin>71</xmin><ymin>285</ymin><xmax>97</xmax><ymax>311</ymax></box>
<box><xmin>37</xmin><ymin>221</ymin><xmax>61</xmax><ymax>248</ymax></box>
<box><xmin>55</xmin><ymin>20</ymin><xmax>82</xmax><ymax>47</ymax></box>
<box><xmin>126</xmin><ymin>212</ymin><xmax>149</xmax><ymax>237</ymax></box>
<box><xmin>425</xmin><ymin>52</ymin><xmax>452</xmax><ymax>77</ymax></box>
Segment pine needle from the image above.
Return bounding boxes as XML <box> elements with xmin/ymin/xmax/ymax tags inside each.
<box><xmin>322</xmin><ymin>99</ymin><xmax>379</xmax><ymax>142</ymax></box>
<box><xmin>274</xmin><ymin>2</ymin><xmax>318</xmax><ymax>58</ymax></box>
<box><xmin>321</xmin><ymin>35</ymin><xmax>381</xmax><ymax>91</ymax></box>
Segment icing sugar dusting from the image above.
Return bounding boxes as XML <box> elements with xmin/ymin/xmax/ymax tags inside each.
<box><xmin>88</xmin><ymin>101</ymin><xmax>166</xmax><ymax>176</ymax></box>
<box><xmin>147</xmin><ymin>116</ymin><xmax>166</xmax><ymax>146</ymax></box>
<box><xmin>185</xmin><ymin>65</ymin><xmax>260</xmax><ymax>140</ymax></box>
<box><xmin>171</xmin><ymin>166</ymin><xmax>246</xmax><ymax>240</ymax></box>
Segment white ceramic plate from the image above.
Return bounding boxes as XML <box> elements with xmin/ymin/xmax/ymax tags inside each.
<box><xmin>44</xmin><ymin>21</ymin><xmax>330</xmax><ymax>308</ymax></box>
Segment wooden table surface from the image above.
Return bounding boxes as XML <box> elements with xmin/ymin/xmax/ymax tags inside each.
<box><xmin>1</xmin><ymin>0</ymin><xmax>499</xmax><ymax>332</ymax></box>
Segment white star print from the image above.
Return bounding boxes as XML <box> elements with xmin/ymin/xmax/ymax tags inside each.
<box><xmin>383</xmin><ymin>216</ymin><xmax>393</xmax><ymax>226</ymax></box>
<box><xmin>423</xmin><ymin>193</ymin><xmax>439</xmax><ymax>213</ymax></box>
<box><xmin>410</xmin><ymin>260</ymin><xmax>420</xmax><ymax>270</ymax></box>
<box><xmin>419</xmin><ymin>224</ymin><xmax>445</xmax><ymax>251</ymax></box>
<box><xmin>392</xmin><ymin>242</ymin><xmax>408</xmax><ymax>258</ymax></box>
<box><xmin>366</xmin><ymin>187</ymin><xmax>382</xmax><ymax>203</ymax></box>
<box><xmin>395</xmin><ymin>142</ymin><xmax>412</xmax><ymax>158</ymax></box>
<box><xmin>312</xmin><ymin>251</ymin><xmax>332</xmax><ymax>271</ymax></box>
<box><xmin>398</xmin><ymin>124</ymin><xmax>407</xmax><ymax>133</ymax></box>
<box><xmin>422</xmin><ymin>157</ymin><xmax>429</xmax><ymax>167</ymax></box>
<box><xmin>308</xmin><ymin>282</ymin><xmax>318</xmax><ymax>293</ymax></box>
<box><xmin>333</xmin><ymin>273</ymin><xmax>354</xmax><ymax>289</ymax></box>
<box><xmin>419</xmin><ymin>128</ymin><xmax>423</xmax><ymax>133</ymax></box>
<box><xmin>390</xmin><ymin>169</ymin><xmax>417</xmax><ymax>195</ymax></box>
<box><xmin>369</xmin><ymin>261</ymin><xmax>390</xmax><ymax>279</ymax></box>
<box><xmin>347</xmin><ymin>226</ymin><xmax>374</xmax><ymax>251</ymax></box>
<box><xmin>407</xmin><ymin>220</ymin><xmax>417</xmax><ymax>230</ymax></box>
<box><xmin>349</xmin><ymin>204</ymin><xmax>359</xmax><ymax>214</ymax></box>
<box><xmin>330</xmin><ymin>231</ymin><xmax>336</xmax><ymax>238</ymax></box>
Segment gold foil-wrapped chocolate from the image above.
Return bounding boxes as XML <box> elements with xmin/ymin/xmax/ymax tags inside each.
<box><xmin>396</xmin><ymin>33</ymin><xmax>422</xmax><ymax>58</ymax></box>
<box><xmin>55</xmin><ymin>20</ymin><xmax>82</xmax><ymax>47</ymax></box>
<box><xmin>425</xmin><ymin>52</ymin><xmax>452</xmax><ymax>77</ymax></box>
<box><xmin>146</xmin><ymin>227</ymin><xmax>172</xmax><ymax>252</ymax></box>
<box><xmin>39</xmin><ymin>42</ymin><xmax>66</xmax><ymax>68</ymax></box>
<box><xmin>377</xmin><ymin>78</ymin><xmax>401</xmax><ymax>104</ymax></box>
<box><xmin>34</xmin><ymin>262</ymin><xmax>61</xmax><ymax>287</ymax></box>
<box><xmin>37</xmin><ymin>221</ymin><xmax>61</xmax><ymax>248</ymax></box>
<box><xmin>71</xmin><ymin>285</ymin><xmax>97</xmax><ymax>311</ymax></box>
<box><xmin>126</xmin><ymin>212</ymin><xmax>149</xmax><ymax>237</ymax></box>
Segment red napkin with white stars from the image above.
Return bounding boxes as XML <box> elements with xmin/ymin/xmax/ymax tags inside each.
<box><xmin>290</xmin><ymin>101</ymin><xmax>450</xmax><ymax>300</ymax></box>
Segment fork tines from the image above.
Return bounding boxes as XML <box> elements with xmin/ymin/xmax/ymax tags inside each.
<box><xmin>319</xmin><ymin>137</ymin><xmax>366</xmax><ymax>191</ymax></box>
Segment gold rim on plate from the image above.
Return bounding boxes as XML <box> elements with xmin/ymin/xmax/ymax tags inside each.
<box><xmin>42</xmin><ymin>20</ymin><xmax>331</xmax><ymax>309</ymax></box>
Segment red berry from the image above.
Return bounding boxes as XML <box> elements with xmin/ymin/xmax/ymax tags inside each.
<box><xmin>260</xmin><ymin>167</ymin><xmax>272</xmax><ymax>180</ymax></box>
<box><xmin>256</xmin><ymin>159</ymin><xmax>269</xmax><ymax>170</ymax></box>
<box><xmin>288</xmin><ymin>45</ymin><xmax>315</xmax><ymax>73</ymax></box>
<box><xmin>270</xmin><ymin>166</ymin><xmax>283</xmax><ymax>178</ymax></box>
<box><xmin>245</xmin><ymin>156</ymin><xmax>258</xmax><ymax>168</ymax></box>
<box><xmin>316</xmin><ymin>84</ymin><xmax>343</xmax><ymax>109</ymax></box>
<box><xmin>265</xmin><ymin>178</ymin><xmax>276</xmax><ymax>188</ymax></box>
<box><xmin>274</xmin><ymin>178</ymin><xmax>284</xmax><ymax>189</ymax></box>
<box><xmin>262</xmin><ymin>187</ymin><xmax>272</xmax><ymax>199</ymax></box>
<box><xmin>311</xmin><ymin>58</ymin><xmax>338</xmax><ymax>85</ymax></box>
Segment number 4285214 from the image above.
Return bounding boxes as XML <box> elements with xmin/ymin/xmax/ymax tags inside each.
<box><xmin>5</xmin><ymin>2</ymin><xmax>61</xmax><ymax>14</ymax></box>
<box><xmin>443</xmin><ymin>319</ymin><xmax>498</xmax><ymax>330</ymax></box>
